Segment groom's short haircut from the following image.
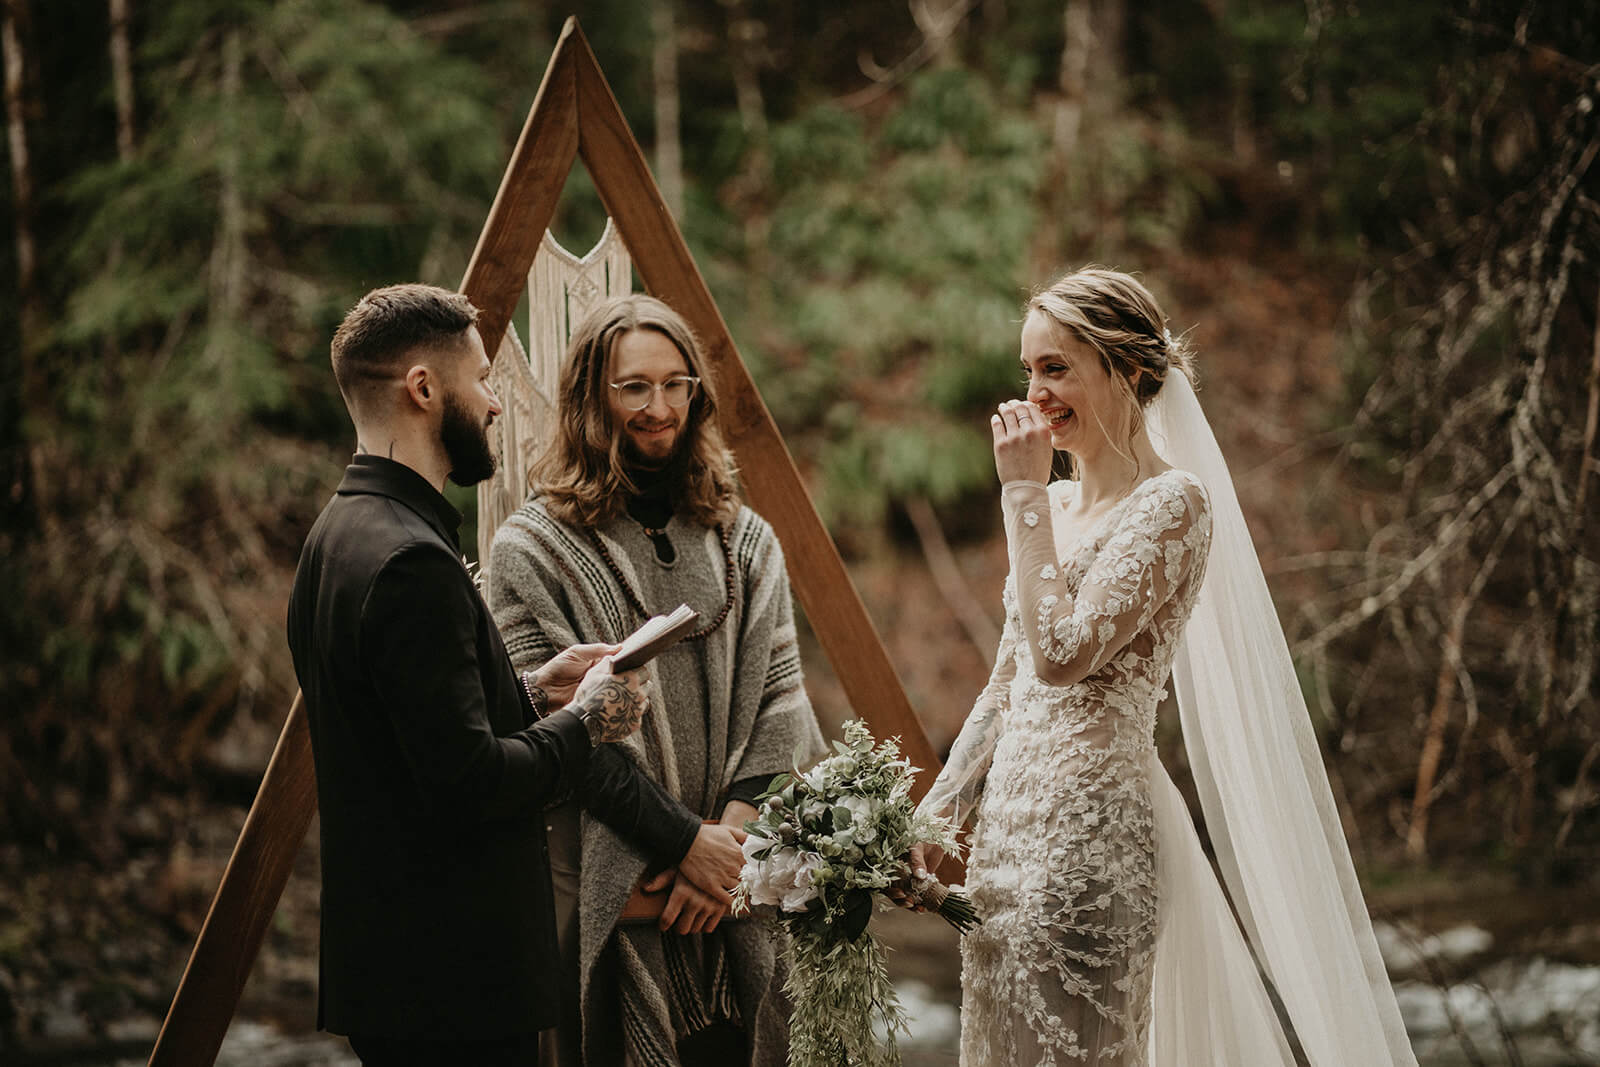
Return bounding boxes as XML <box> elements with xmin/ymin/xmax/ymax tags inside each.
<box><xmin>330</xmin><ymin>284</ymin><xmax>480</xmax><ymax>416</ymax></box>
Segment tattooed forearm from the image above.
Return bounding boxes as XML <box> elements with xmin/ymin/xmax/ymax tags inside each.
<box><xmin>576</xmin><ymin>676</ymin><xmax>646</xmax><ymax>744</ymax></box>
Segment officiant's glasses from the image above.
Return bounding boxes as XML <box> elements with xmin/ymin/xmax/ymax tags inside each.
<box><xmin>609</xmin><ymin>376</ymin><xmax>700</xmax><ymax>411</ymax></box>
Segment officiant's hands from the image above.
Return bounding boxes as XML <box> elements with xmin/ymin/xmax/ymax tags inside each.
<box><xmin>992</xmin><ymin>399</ymin><xmax>1054</xmax><ymax>485</ymax></box>
<box><xmin>677</xmin><ymin>823</ymin><xmax>748</xmax><ymax>906</ymax></box>
<box><xmin>642</xmin><ymin>868</ymin><xmax>730</xmax><ymax>934</ymax></box>
<box><xmin>533</xmin><ymin>642</ymin><xmax>622</xmax><ymax>710</ymax></box>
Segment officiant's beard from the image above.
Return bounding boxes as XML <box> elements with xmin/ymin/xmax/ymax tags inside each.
<box><xmin>620</xmin><ymin>432</ymin><xmax>686</xmax><ymax>472</ymax></box>
<box><xmin>441</xmin><ymin>391</ymin><xmax>497</xmax><ymax>486</ymax></box>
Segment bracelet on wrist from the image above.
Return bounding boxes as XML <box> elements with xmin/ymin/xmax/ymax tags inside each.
<box><xmin>520</xmin><ymin>671</ymin><xmax>550</xmax><ymax>719</ymax></box>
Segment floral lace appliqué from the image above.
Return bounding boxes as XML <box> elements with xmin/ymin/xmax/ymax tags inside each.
<box><xmin>933</xmin><ymin>471</ymin><xmax>1213</xmax><ymax>1067</ymax></box>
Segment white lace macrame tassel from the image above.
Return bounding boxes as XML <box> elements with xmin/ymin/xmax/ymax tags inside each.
<box><xmin>476</xmin><ymin>219</ymin><xmax>634</xmax><ymax>571</ymax></box>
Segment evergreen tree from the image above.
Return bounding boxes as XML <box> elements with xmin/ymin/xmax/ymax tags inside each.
<box><xmin>2</xmin><ymin>0</ymin><xmax>526</xmax><ymax>844</ymax></box>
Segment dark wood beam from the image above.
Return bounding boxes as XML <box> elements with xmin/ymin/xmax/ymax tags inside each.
<box><xmin>147</xmin><ymin>696</ymin><xmax>316</xmax><ymax>1066</ymax></box>
<box><xmin>460</xmin><ymin>19</ymin><xmax>581</xmax><ymax>356</ymax></box>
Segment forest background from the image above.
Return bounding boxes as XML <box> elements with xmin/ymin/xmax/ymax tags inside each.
<box><xmin>0</xmin><ymin>0</ymin><xmax>1596</xmax><ymax>1059</ymax></box>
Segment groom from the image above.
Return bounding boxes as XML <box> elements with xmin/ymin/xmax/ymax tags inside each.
<box><xmin>289</xmin><ymin>284</ymin><xmax>714</xmax><ymax>1066</ymax></box>
<box><xmin>488</xmin><ymin>293</ymin><xmax>825</xmax><ymax>1066</ymax></box>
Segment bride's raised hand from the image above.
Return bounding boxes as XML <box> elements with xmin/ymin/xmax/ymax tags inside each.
<box><xmin>991</xmin><ymin>399</ymin><xmax>1053</xmax><ymax>485</ymax></box>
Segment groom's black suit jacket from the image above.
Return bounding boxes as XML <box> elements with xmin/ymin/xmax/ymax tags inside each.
<box><xmin>287</xmin><ymin>455</ymin><xmax>698</xmax><ymax>1040</ymax></box>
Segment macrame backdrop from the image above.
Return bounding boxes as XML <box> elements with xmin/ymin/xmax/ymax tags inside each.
<box><xmin>477</xmin><ymin>219</ymin><xmax>634</xmax><ymax>573</ymax></box>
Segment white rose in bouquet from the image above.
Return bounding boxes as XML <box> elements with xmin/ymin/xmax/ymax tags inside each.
<box><xmin>741</xmin><ymin>835</ymin><xmax>791</xmax><ymax>907</ymax></box>
<box><xmin>781</xmin><ymin>853</ymin><xmax>825</xmax><ymax>912</ymax></box>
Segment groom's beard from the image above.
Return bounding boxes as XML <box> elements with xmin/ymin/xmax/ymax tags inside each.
<box><xmin>441</xmin><ymin>391</ymin><xmax>497</xmax><ymax>487</ymax></box>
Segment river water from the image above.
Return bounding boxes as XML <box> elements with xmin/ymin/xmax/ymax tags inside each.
<box><xmin>80</xmin><ymin>915</ymin><xmax>1600</xmax><ymax>1067</ymax></box>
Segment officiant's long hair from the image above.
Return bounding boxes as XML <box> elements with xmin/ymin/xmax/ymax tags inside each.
<box><xmin>535</xmin><ymin>294</ymin><xmax>740</xmax><ymax>529</ymax></box>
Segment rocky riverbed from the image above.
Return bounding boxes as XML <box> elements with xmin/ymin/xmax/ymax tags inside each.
<box><xmin>75</xmin><ymin>910</ymin><xmax>1600</xmax><ymax>1067</ymax></box>
<box><xmin>6</xmin><ymin>806</ymin><xmax>1596</xmax><ymax>1067</ymax></box>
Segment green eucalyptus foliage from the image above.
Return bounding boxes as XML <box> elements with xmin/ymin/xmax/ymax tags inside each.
<box><xmin>784</xmin><ymin>928</ymin><xmax>905</xmax><ymax>1067</ymax></box>
<box><xmin>736</xmin><ymin>722</ymin><xmax>962</xmax><ymax>1066</ymax></box>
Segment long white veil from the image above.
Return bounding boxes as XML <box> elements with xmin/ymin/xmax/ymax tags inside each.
<box><xmin>1146</xmin><ymin>372</ymin><xmax>1417</xmax><ymax>1066</ymax></box>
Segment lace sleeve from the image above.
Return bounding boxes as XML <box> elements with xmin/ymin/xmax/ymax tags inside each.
<box><xmin>916</xmin><ymin>606</ymin><xmax>1020</xmax><ymax>830</ymax></box>
<box><xmin>1000</xmin><ymin>476</ymin><xmax>1210</xmax><ymax>688</ymax></box>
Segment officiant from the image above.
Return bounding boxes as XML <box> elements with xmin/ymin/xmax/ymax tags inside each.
<box><xmin>489</xmin><ymin>293</ymin><xmax>825</xmax><ymax>1066</ymax></box>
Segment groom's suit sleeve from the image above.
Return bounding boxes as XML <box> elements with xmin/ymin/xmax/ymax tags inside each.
<box><xmin>578</xmin><ymin>745</ymin><xmax>701</xmax><ymax>864</ymax></box>
<box><xmin>362</xmin><ymin>543</ymin><xmax>594</xmax><ymax>822</ymax></box>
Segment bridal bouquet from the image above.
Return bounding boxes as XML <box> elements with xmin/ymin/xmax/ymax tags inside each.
<box><xmin>735</xmin><ymin>720</ymin><xmax>976</xmax><ymax>1067</ymax></box>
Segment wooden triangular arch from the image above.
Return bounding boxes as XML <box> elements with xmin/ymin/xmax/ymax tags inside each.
<box><xmin>147</xmin><ymin>18</ymin><xmax>938</xmax><ymax>1066</ymax></box>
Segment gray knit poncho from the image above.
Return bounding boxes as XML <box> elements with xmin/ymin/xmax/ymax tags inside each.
<box><xmin>489</xmin><ymin>496</ymin><xmax>825</xmax><ymax>1066</ymax></box>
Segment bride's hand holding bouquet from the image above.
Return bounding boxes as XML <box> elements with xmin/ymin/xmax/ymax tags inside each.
<box><xmin>884</xmin><ymin>840</ymin><xmax>950</xmax><ymax>914</ymax></box>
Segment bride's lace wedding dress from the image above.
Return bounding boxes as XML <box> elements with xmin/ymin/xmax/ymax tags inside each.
<box><xmin>920</xmin><ymin>375</ymin><xmax>1419</xmax><ymax>1067</ymax></box>
<box><xmin>922</xmin><ymin>469</ymin><xmax>1210</xmax><ymax>1065</ymax></box>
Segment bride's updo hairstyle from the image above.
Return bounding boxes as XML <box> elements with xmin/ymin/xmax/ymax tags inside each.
<box><xmin>1028</xmin><ymin>267</ymin><xmax>1195</xmax><ymax>404</ymax></box>
<box><xmin>1028</xmin><ymin>267</ymin><xmax>1195</xmax><ymax>473</ymax></box>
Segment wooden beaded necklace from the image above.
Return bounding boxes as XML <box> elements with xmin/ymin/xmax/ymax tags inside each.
<box><xmin>586</xmin><ymin>522</ymin><xmax>737</xmax><ymax>642</ymax></box>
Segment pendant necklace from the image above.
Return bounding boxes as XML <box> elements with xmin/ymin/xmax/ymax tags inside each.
<box><xmin>635</xmin><ymin>521</ymin><xmax>677</xmax><ymax>566</ymax></box>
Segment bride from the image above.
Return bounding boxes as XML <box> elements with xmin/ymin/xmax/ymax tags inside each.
<box><xmin>903</xmin><ymin>268</ymin><xmax>1417</xmax><ymax>1065</ymax></box>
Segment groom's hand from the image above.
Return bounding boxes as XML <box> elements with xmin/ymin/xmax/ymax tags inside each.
<box><xmin>534</xmin><ymin>642</ymin><xmax>622</xmax><ymax>709</ymax></box>
<box><xmin>677</xmin><ymin>824</ymin><xmax>747</xmax><ymax>906</ymax></box>
<box><xmin>571</xmin><ymin>659</ymin><xmax>650</xmax><ymax>744</ymax></box>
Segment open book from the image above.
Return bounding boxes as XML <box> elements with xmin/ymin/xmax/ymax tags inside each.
<box><xmin>611</xmin><ymin>603</ymin><xmax>701</xmax><ymax>672</ymax></box>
